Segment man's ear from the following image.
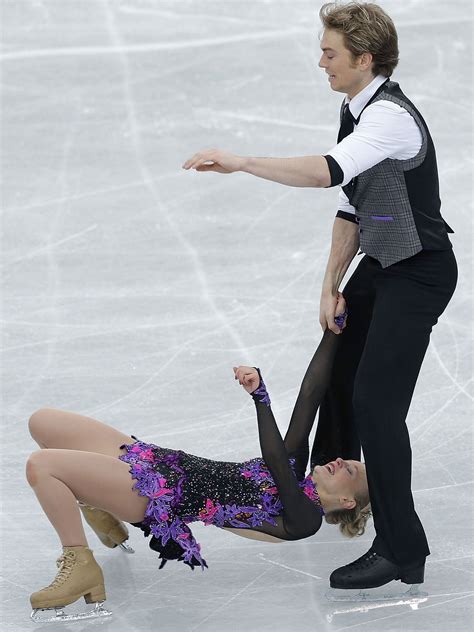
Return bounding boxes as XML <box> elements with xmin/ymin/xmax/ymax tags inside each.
<box><xmin>359</xmin><ymin>51</ymin><xmax>373</xmax><ymax>72</ymax></box>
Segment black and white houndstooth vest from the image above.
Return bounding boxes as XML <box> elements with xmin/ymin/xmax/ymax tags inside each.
<box><xmin>342</xmin><ymin>80</ymin><xmax>453</xmax><ymax>268</ymax></box>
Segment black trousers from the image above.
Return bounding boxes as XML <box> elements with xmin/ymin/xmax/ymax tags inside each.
<box><xmin>311</xmin><ymin>247</ymin><xmax>458</xmax><ymax>567</ymax></box>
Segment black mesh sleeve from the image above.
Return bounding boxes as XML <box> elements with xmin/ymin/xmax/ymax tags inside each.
<box><xmin>253</xmin><ymin>398</ymin><xmax>322</xmax><ymax>539</ymax></box>
<box><xmin>249</xmin><ymin>331</ymin><xmax>339</xmax><ymax>538</ymax></box>
<box><xmin>283</xmin><ymin>329</ymin><xmax>341</xmax><ymax>480</ymax></box>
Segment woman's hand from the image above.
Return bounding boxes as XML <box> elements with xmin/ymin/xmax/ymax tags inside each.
<box><xmin>335</xmin><ymin>291</ymin><xmax>347</xmax><ymax>327</ymax></box>
<box><xmin>233</xmin><ymin>366</ymin><xmax>260</xmax><ymax>394</ymax></box>
<box><xmin>319</xmin><ymin>290</ymin><xmax>347</xmax><ymax>334</ymax></box>
<box><xmin>182</xmin><ymin>149</ymin><xmax>245</xmax><ymax>174</ymax></box>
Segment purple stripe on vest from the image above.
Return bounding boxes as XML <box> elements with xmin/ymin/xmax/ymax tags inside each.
<box><xmin>371</xmin><ymin>215</ymin><xmax>394</xmax><ymax>221</ymax></box>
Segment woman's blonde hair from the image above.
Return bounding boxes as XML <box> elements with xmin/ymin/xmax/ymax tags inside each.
<box><xmin>324</xmin><ymin>493</ymin><xmax>372</xmax><ymax>538</ymax></box>
<box><xmin>320</xmin><ymin>2</ymin><xmax>399</xmax><ymax>77</ymax></box>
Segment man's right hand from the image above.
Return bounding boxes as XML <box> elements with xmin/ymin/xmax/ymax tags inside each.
<box><xmin>182</xmin><ymin>149</ymin><xmax>245</xmax><ymax>174</ymax></box>
<box><xmin>319</xmin><ymin>291</ymin><xmax>347</xmax><ymax>334</ymax></box>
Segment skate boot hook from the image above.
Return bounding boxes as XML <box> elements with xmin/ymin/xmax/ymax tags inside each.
<box><xmin>78</xmin><ymin>501</ymin><xmax>135</xmax><ymax>554</ymax></box>
<box><xmin>30</xmin><ymin>546</ymin><xmax>112</xmax><ymax>623</ymax></box>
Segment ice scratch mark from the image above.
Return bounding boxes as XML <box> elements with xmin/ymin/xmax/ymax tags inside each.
<box><xmin>119</xmin><ymin>4</ymin><xmax>280</xmax><ymax>29</ymax></box>
<box><xmin>417</xmin><ymin>425</ymin><xmax>473</xmax><ymax>459</ymax></box>
<box><xmin>0</xmin><ymin>575</ymin><xmax>31</xmax><ymax>594</ymax></box>
<box><xmin>414</xmin><ymin>480</ymin><xmax>473</xmax><ymax>494</ymax></box>
<box><xmin>4</xmin><ymin>174</ymin><xmax>181</xmax><ymax>214</ymax></box>
<box><xmin>259</xmin><ymin>553</ymin><xmax>322</xmax><ymax>579</ymax></box>
<box><xmin>428</xmin><ymin>331</ymin><xmax>471</xmax><ymax>399</ymax></box>
<box><xmin>1</xmin><ymin>27</ymin><xmax>310</xmax><ymax>61</ymax></box>
<box><xmin>189</xmin><ymin>569</ymin><xmax>269</xmax><ymax>631</ymax></box>
<box><xmin>101</xmin><ymin>0</ymin><xmax>250</xmax><ymax>367</ymax></box>
<box><xmin>430</xmin><ymin>554</ymin><xmax>474</xmax><ymax>563</ymax></box>
<box><xmin>411</xmin><ymin>382</ymin><xmax>471</xmax><ymax>446</ymax></box>
<box><xmin>2</xmin><ymin>224</ymin><xmax>97</xmax><ymax>267</ymax></box>
<box><xmin>334</xmin><ymin>592</ymin><xmax>474</xmax><ymax>631</ymax></box>
<box><xmin>216</xmin><ymin>109</ymin><xmax>334</xmax><ymax>133</ymax></box>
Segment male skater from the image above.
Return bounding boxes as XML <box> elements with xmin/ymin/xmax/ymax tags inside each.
<box><xmin>183</xmin><ymin>1</ymin><xmax>456</xmax><ymax>590</ymax></box>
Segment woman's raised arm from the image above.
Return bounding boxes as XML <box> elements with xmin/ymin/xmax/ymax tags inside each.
<box><xmin>234</xmin><ymin>366</ymin><xmax>322</xmax><ymax>538</ymax></box>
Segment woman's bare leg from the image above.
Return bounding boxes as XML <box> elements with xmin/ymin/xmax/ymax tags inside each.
<box><xmin>28</xmin><ymin>408</ymin><xmax>137</xmax><ymax>458</ymax></box>
<box><xmin>25</xmin><ymin>449</ymin><xmax>149</xmax><ymax>546</ymax></box>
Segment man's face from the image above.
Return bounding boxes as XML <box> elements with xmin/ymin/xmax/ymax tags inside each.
<box><xmin>319</xmin><ymin>28</ymin><xmax>368</xmax><ymax>96</ymax></box>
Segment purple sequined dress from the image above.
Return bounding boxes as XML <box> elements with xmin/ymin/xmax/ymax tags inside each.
<box><xmin>119</xmin><ymin>437</ymin><xmax>323</xmax><ymax>570</ymax></box>
<box><xmin>118</xmin><ymin>328</ymin><xmax>341</xmax><ymax>571</ymax></box>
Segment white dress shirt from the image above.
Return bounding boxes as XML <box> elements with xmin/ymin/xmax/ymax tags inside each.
<box><xmin>326</xmin><ymin>75</ymin><xmax>423</xmax><ymax>216</ymax></box>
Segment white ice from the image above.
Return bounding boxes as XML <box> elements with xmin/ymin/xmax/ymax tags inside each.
<box><xmin>1</xmin><ymin>1</ymin><xmax>473</xmax><ymax>630</ymax></box>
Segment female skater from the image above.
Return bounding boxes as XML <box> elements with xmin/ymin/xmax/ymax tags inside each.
<box><xmin>26</xmin><ymin>303</ymin><xmax>370</xmax><ymax>623</ymax></box>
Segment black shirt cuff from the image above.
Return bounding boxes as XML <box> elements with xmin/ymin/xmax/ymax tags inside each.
<box><xmin>323</xmin><ymin>155</ymin><xmax>344</xmax><ymax>187</ymax></box>
<box><xmin>336</xmin><ymin>210</ymin><xmax>359</xmax><ymax>224</ymax></box>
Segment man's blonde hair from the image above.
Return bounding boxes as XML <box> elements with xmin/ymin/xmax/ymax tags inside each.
<box><xmin>320</xmin><ymin>2</ymin><xmax>399</xmax><ymax>77</ymax></box>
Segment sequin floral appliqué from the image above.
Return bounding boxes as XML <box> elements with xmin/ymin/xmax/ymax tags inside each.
<box><xmin>119</xmin><ymin>442</ymin><xmax>207</xmax><ymax>570</ymax></box>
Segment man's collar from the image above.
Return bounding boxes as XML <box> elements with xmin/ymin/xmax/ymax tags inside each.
<box><xmin>345</xmin><ymin>75</ymin><xmax>388</xmax><ymax>120</ymax></box>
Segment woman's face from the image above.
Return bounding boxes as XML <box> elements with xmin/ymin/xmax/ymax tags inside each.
<box><xmin>312</xmin><ymin>458</ymin><xmax>368</xmax><ymax>509</ymax></box>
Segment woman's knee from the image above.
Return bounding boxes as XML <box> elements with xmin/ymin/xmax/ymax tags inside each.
<box><xmin>25</xmin><ymin>449</ymin><xmax>51</xmax><ymax>486</ymax></box>
<box><xmin>28</xmin><ymin>408</ymin><xmax>56</xmax><ymax>439</ymax></box>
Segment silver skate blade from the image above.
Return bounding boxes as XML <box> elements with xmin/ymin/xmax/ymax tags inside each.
<box><xmin>30</xmin><ymin>601</ymin><xmax>112</xmax><ymax>623</ymax></box>
<box><xmin>119</xmin><ymin>541</ymin><xmax>135</xmax><ymax>554</ymax></box>
<box><xmin>325</xmin><ymin>585</ymin><xmax>428</xmax><ymax>622</ymax></box>
<box><xmin>326</xmin><ymin>583</ymin><xmax>426</xmax><ymax>603</ymax></box>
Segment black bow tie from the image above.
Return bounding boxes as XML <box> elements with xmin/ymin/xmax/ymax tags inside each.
<box><xmin>337</xmin><ymin>103</ymin><xmax>355</xmax><ymax>143</ymax></box>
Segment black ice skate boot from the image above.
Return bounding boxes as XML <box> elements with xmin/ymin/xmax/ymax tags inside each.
<box><xmin>330</xmin><ymin>548</ymin><xmax>425</xmax><ymax>590</ymax></box>
<box><xmin>326</xmin><ymin>549</ymin><xmax>427</xmax><ymax>607</ymax></box>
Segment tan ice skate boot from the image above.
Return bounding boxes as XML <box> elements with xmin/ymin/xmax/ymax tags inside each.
<box><xmin>30</xmin><ymin>545</ymin><xmax>112</xmax><ymax>623</ymax></box>
<box><xmin>78</xmin><ymin>502</ymin><xmax>134</xmax><ymax>553</ymax></box>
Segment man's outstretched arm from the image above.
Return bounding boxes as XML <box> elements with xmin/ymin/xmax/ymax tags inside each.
<box><xmin>182</xmin><ymin>149</ymin><xmax>332</xmax><ymax>188</ymax></box>
<box><xmin>242</xmin><ymin>155</ymin><xmax>331</xmax><ymax>187</ymax></box>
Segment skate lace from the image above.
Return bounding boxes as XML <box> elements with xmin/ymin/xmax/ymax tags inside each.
<box><xmin>45</xmin><ymin>550</ymin><xmax>76</xmax><ymax>591</ymax></box>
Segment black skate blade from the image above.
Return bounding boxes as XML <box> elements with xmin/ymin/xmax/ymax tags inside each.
<box><xmin>325</xmin><ymin>584</ymin><xmax>428</xmax><ymax>622</ymax></box>
<box><xmin>30</xmin><ymin>601</ymin><xmax>112</xmax><ymax>623</ymax></box>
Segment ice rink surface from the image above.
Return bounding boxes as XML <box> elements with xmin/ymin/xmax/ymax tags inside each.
<box><xmin>1</xmin><ymin>0</ymin><xmax>473</xmax><ymax>630</ymax></box>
